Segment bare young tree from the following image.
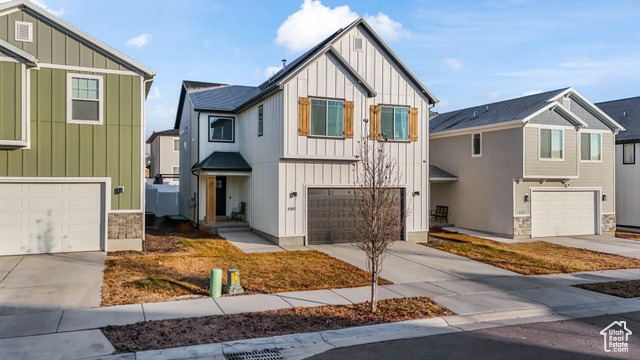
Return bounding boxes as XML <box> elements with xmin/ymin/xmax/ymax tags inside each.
<box><xmin>350</xmin><ymin>119</ymin><xmax>408</xmax><ymax>313</ymax></box>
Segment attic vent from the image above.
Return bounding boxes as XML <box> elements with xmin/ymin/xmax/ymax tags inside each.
<box><xmin>563</xmin><ymin>97</ymin><xmax>570</xmax><ymax>109</ymax></box>
<box><xmin>354</xmin><ymin>37</ymin><xmax>364</xmax><ymax>51</ymax></box>
<box><xmin>15</xmin><ymin>21</ymin><xmax>33</xmax><ymax>42</ymax></box>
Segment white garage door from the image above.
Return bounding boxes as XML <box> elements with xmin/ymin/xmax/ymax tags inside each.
<box><xmin>0</xmin><ymin>183</ymin><xmax>104</xmax><ymax>255</ymax></box>
<box><xmin>531</xmin><ymin>191</ymin><xmax>596</xmax><ymax>238</ymax></box>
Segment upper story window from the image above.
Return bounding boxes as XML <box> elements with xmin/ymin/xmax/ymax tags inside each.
<box><xmin>172</xmin><ymin>166</ymin><xmax>179</xmax><ymax>175</ymax></box>
<box><xmin>258</xmin><ymin>105</ymin><xmax>264</xmax><ymax>137</ymax></box>
<box><xmin>380</xmin><ymin>106</ymin><xmax>409</xmax><ymax>141</ymax></box>
<box><xmin>540</xmin><ymin>128</ymin><xmax>563</xmax><ymax>160</ymax></box>
<box><xmin>310</xmin><ymin>99</ymin><xmax>343</xmax><ymax>137</ymax></box>
<box><xmin>67</xmin><ymin>73</ymin><xmax>103</xmax><ymax>125</ymax></box>
<box><xmin>472</xmin><ymin>133</ymin><xmax>482</xmax><ymax>157</ymax></box>
<box><xmin>623</xmin><ymin>143</ymin><xmax>635</xmax><ymax>164</ymax></box>
<box><xmin>209</xmin><ymin>116</ymin><xmax>234</xmax><ymax>142</ymax></box>
<box><xmin>173</xmin><ymin>139</ymin><xmax>179</xmax><ymax>151</ymax></box>
<box><xmin>580</xmin><ymin>133</ymin><xmax>602</xmax><ymax>161</ymax></box>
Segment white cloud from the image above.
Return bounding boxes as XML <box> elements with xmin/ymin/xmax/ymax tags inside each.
<box><xmin>151</xmin><ymin>105</ymin><xmax>175</xmax><ymax>118</ymax></box>
<box><xmin>275</xmin><ymin>0</ymin><xmax>407</xmax><ymax>52</ymax></box>
<box><xmin>264</xmin><ymin>65</ymin><xmax>283</xmax><ymax>78</ymax></box>
<box><xmin>442</xmin><ymin>58</ymin><xmax>464</xmax><ymax>71</ymax></box>
<box><xmin>487</xmin><ymin>91</ymin><xmax>501</xmax><ymax>100</ymax></box>
<box><xmin>127</xmin><ymin>33</ymin><xmax>152</xmax><ymax>48</ymax></box>
<box><xmin>147</xmin><ymin>87</ymin><xmax>161</xmax><ymax>100</ymax></box>
<box><xmin>559</xmin><ymin>56</ymin><xmax>592</xmax><ymax>68</ymax></box>
<box><xmin>521</xmin><ymin>89</ymin><xmax>544</xmax><ymax>96</ymax></box>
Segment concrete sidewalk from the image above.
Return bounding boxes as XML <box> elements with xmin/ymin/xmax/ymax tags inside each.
<box><xmin>3</xmin><ymin>267</ymin><xmax>640</xmax><ymax>360</ymax></box>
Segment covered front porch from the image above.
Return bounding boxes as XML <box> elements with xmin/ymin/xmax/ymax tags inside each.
<box><xmin>192</xmin><ymin>152</ymin><xmax>252</xmax><ymax>227</ymax></box>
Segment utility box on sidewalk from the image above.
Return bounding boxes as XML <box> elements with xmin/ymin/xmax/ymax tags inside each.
<box><xmin>223</xmin><ymin>269</ymin><xmax>244</xmax><ymax>294</ymax></box>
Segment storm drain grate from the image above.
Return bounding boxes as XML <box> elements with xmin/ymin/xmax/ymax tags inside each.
<box><xmin>224</xmin><ymin>349</ymin><xmax>284</xmax><ymax>360</ymax></box>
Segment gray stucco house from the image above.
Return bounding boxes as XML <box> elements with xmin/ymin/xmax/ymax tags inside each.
<box><xmin>597</xmin><ymin>97</ymin><xmax>640</xmax><ymax>228</ymax></box>
<box><xmin>146</xmin><ymin>129</ymin><xmax>180</xmax><ymax>182</ymax></box>
<box><xmin>430</xmin><ymin>88</ymin><xmax>624</xmax><ymax>239</ymax></box>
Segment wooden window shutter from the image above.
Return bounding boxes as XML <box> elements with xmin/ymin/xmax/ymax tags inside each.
<box><xmin>343</xmin><ymin>101</ymin><xmax>354</xmax><ymax>138</ymax></box>
<box><xmin>409</xmin><ymin>107</ymin><xmax>419</xmax><ymax>142</ymax></box>
<box><xmin>298</xmin><ymin>97</ymin><xmax>310</xmax><ymax>136</ymax></box>
<box><xmin>370</xmin><ymin>105</ymin><xmax>380</xmax><ymax>140</ymax></box>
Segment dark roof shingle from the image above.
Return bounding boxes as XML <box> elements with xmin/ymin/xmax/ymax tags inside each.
<box><xmin>193</xmin><ymin>152</ymin><xmax>251</xmax><ymax>172</ymax></box>
<box><xmin>429</xmin><ymin>165</ymin><xmax>457</xmax><ymax>180</ymax></box>
<box><xmin>188</xmin><ymin>85</ymin><xmax>261</xmax><ymax>112</ymax></box>
<box><xmin>596</xmin><ymin>97</ymin><xmax>640</xmax><ymax>142</ymax></box>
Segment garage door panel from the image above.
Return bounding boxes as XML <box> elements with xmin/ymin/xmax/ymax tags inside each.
<box><xmin>531</xmin><ymin>191</ymin><xmax>596</xmax><ymax>238</ymax></box>
<box><xmin>0</xmin><ymin>182</ymin><xmax>104</xmax><ymax>255</ymax></box>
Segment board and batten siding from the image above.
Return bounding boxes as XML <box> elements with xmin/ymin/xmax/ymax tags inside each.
<box><xmin>0</xmin><ymin>9</ymin><xmax>132</xmax><ymax>71</ymax></box>
<box><xmin>515</xmin><ymin>132</ymin><xmax>615</xmax><ymax>215</ymax></box>
<box><xmin>0</xmin><ymin>68</ymin><xmax>142</xmax><ymax>210</ymax></box>
<box><xmin>523</xmin><ymin>125</ymin><xmax>578</xmax><ymax>178</ymax></box>
<box><xmin>616</xmin><ymin>143</ymin><xmax>640</xmax><ymax>226</ymax></box>
<box><xmin>0</xmin><ymin>61</ymin><xmax>22</xmax><ymax>141</ymax></box>
<box><xmin>280</xmin><ymin>25</ymin><xmax>431</xmax><ymax>239</ymax></box>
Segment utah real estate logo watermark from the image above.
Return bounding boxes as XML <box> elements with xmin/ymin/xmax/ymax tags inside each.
<box><xmin>600</xmin><ymin>321</ymin><xmax>632</xmax><ymax>353</ymax></box>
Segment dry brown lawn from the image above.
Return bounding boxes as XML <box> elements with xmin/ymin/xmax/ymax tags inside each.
<box><xmin>102</xmin><ymin>222</ymin><xmax>391</xmax><ymax>306</ymax></box>
<box><xmin>102</xmin><ymin>297</ymin><xmax>453</xmax><ymax>353</ymax></box>
<box><xmin>576</xmin><ymin>280</ymin><xmax>640</xmax><ymax>298</ymax></box>
<box><xmin>616</xmin><ymin>231</ymin><xmax>640</xmax><ymax>241</ymax></box>
<box><xmin>424</xmin><ymin>233</ymin><xmax>640</xmax><ymax>275</ymax></box>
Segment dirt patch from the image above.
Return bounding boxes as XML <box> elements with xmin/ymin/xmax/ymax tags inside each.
<box><xmin>616</xmin><ymin>231</ymin><xmax>640</xmax><ymax>242</ymax></box>
<box><xmin>422</xmin><ymin>232</ymin><xmax>640</xmax><ymax>275</ymax></box>
<box><xmin>102</xmin><ymin>220</ymin><xmax>391</xmax><ymax>306</ymax></box>
<box><xmin>576</xmin><ymin>279</ymin><xmax>640</xmax><ymax>298</ymax></box>
<box><xmin>102</xmin><ymin>297</ymin><xmax>453</xmax><ymax>353</ymax></box>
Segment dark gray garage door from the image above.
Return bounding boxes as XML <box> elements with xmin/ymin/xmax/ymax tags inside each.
<box><xmin>307</xmin><ymin>188</ymin><xmax>403</xmax><ymax>245</ymax></box>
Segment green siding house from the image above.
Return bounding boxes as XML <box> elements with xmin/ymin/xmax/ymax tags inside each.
<box><xmin>0</xmin><ymin>0</ymin><xmax>155</xmax><ymax>255</ymax></box>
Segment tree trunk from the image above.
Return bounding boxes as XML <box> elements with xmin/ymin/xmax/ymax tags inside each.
<box><xmin>370</xmin><ymin>257</ymin><xmax>378</xmax><ymax>312</ymax></box>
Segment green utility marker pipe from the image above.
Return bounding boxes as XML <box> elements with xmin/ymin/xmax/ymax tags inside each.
<box><xmin>210</xmin><ymin>269</ymin><xmax>222</xmax><ymax>297</ymax></box>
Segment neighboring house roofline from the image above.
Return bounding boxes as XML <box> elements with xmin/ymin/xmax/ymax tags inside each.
<box><xmin>521</xmin><ymin>101</ymin><xmax>588</xmax><ymax>128</ymax></box>
<box><xmin>146</xmin><ymin>129</ymin><xmax>179</xmax><ymax>144</ymax></box>
<box><xmin>551</xmin><ymin>88</ymin><xmax>625</xmax><ymax>132</ymax></box>
<box><xmin>596</xmin><ymin>95</ymin><xmax>639</xmax><ymax>143</ymax></box>
<box><xmin>0</xmin><ymin>38</ymin><xmax>38</xmax><ymax>67</ymax></box>
<box><xmin>0</xmin><ymin>0</ymin><xmax>155</xmax><ymax>79</ymax></box>
<box><xmin>430</xmin><ymin>120</ymin><xmax>524</xmax><ymax>139</ymax></box>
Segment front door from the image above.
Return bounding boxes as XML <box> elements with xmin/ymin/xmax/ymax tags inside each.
<box><xmin>216</xmin><ymin>177</ymin><xmax>226</xmax><ymax>216</ymax></box>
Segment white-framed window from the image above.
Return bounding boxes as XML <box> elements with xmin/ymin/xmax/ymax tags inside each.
<box><xmin>580</xmin><ymin>132</ymin><xmax>602</xmax><ymax>161</ymax></box>
<box><xmin>15</xmin><ymin>21</ymin><xmax>33</xmax><ymax>42</ymax></box>
<box><xmin>310</xmin><ymin>98</ymin><xmax>343</xmax><ymax>137</ymax></box>
<box><xmin>539</xmin><ymin>128</ymin><xmax>563</xmax><ymax>160</ymax></box>
<box><xmin>67</xmin><ymin>73</ymin><xmax>103</xmax><ymax>125</ymax></box>
<box><xmin>172</xmin><ymin>166</ymin><xmax>179</xmax><ymax>175</ymax></box>
<box><xmin>209</xmin><ymin>116</ymin><xmax>234</xmax><ymax>142</ymax></box>
<box><xmin>623</xmin><ymin>143</ymin><xmax>635</xmax><ymax>165</ymax></box>
<box><xmin>173</xmin><ymin>139</ymin><xmax>179</xmax><ymax>151</ymax></box>
<box><xmin>472</xmin><ymin>133</ymin><xmax>482</xmax><ymax>157</ymax></box>
<box><xmin>258</xmin><ymin>105</ymin><xmax>263</xmax><ymax>137</ymax></box>
<box><xmin>380</xmin><ymin>106</ymin><xmax>409</xmax><ymax>141</ymax></box>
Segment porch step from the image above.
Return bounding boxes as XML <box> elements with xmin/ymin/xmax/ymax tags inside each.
<box><xmin>217</xmin><ymin>227</ymin><xmax>252</xmax><ymax>233</ymax></box>
<box><xmin>207</xmin><ymin>221</ymin><xmax>251</xmax><ymax>234</ymax></box>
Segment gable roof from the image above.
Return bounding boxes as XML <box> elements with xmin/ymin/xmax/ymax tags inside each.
<box><xmin>193</xmin><ymin>152</ymin><xmax>252</xmax><ymax>172</ymax></box>
<box><xmin>431</xmin><ymin>88</ymin><xmax>624</xmax><ymax>135</ymax></box>
<box><xmin>596</xmin><ymin>96</ymin><xmax>640</xmax><ymax>143</ymax></box>
<box><xmin>146</xmin><ymin>129</ymin><xmax>179</xmax><ymax>144</ymax></box>
<box><xmin>175</xmin><ymin>17</ymin><xmax>436</xmax><ymax>129</ymax></box>
<box><xmin>0</xmin><ymin>38</ymin><xmax>38</xmax><ymax>67</ymax></box>
<box><xmin>429</xmin><ymin>165</ymin><xmax>458</xmax><ymax>182</ymax></box>
<box><xmin>0</xmin><ymin>0</ymin><xmax>154</xmax><ymax>79</ymax></box>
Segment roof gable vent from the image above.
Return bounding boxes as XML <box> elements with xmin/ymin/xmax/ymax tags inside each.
<box><xmin>15</xmin><ymin>21</ymin><xmax>33</xmax><ymax>42</ymax></box>
<box><xmin>354</xmin><ymin>37</ymin><xmax>363</xmax><ymax>51</ymax></box>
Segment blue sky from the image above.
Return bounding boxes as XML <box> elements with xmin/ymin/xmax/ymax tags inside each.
<box><xmin>24</xmin><ymin>0</ymin><xmax>640</xmax><ymax>145</ymax></box>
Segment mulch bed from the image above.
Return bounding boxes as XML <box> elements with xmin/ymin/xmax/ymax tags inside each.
<box><xmin>576</xmin><ymin>279</ymin><xmax>640</xmax><ymax>298</ymax></box>
<box><xmin>616</xmin><ymin>231</ymin><xmax>640</xmax><ymax>241</ymax></box>
<box><xmin>102</xmin><ymin>297</ymin><xmax>453</xmax><ymax>353</ymax></box>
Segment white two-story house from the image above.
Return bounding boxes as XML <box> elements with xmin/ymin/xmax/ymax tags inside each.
<box><xmin>174</xmin><ymin>18</ymin><xmax>437</xmax><ymax>245</ymax></box>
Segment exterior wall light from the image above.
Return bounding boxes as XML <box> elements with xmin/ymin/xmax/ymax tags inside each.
<box><xmin>290</xmin><ymin>191</ymin><xmax>298</xmax><ymax>198</ymax></box>
<box><xmin>524</xmin><ymin>194</ymin><xmax>529</xmax><ymax>202</ymax></box>
<box><xmin>413</xmin><ymin>191</ymin><xmax>420</xmax><ymax>196</ymax></box>
<box><xmin>602</xmin><ymin>194</ymin><xmax>607</xmax><ymax>201</ymax></box>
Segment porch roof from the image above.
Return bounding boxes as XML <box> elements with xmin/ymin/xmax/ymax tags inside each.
<box><xmin>193</xmin><ymin>152</ymin><xmax>252</xmax><ymax>172</ymax></box>
<box><xmin>429</xmin><ymin>165</ymin><xmax>458</xmax><ymax>182</ymax></box>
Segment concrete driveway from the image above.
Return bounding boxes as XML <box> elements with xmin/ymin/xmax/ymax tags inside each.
<box><xmin>537</xmin><ymin>234</ymin><xmax>640</xmax><ymax>259</ymax></box>
<box><xmin>0</xmin><ymin>252</ymin><xmax>105</xmax><ymax>316</ymax></box>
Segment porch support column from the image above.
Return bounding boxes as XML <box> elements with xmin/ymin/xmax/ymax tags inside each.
<box><xmin>206</xmin><ymin>175</ymin><xmax>216</xmax><ymax>225</ymax></box>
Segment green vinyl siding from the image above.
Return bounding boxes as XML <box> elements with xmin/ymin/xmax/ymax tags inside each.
<box><xmin>0</xmin><ymin>61</ymin><xmax>22</xmax><ymax>141</ymax></box>
<box><xmin>0</xmin><ymin>68</ymin><xmax>142</xmax><ymax>210</ymax></box>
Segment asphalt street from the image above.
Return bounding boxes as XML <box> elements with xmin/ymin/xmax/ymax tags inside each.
<box><xmin>309</xmin><ymin>311</ymin><xmax>640</xmax><ymax>359</ymax></box>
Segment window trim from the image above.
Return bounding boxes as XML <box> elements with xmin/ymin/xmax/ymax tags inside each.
<box><xmin>379</xmin><ymin>105</ymin><xmax>410</xmax><ymax>142</ymax></box>
<box><xmin>538</xmin><ymin>127</ymin><xmax>564</xmax><ymax>161</ymax></box>
<box><xmin>208</xmin><ymin>115</ymin><xmax>235</xmax><ymax>143</ymax></box>
<box><xmin>258</xmin><ymin>105</ymin><xmax>263</xmax><ymax>137</ymax></box>
<box><xmin>579</xmin><ymin>131</ymin><xmax>603</xmax><ymax>163</ymax></box>
<box><xmin>67</xmin><ymin>73</ymin><xmax>104</xmax><ymax>125</ymax></box>
<box><xmin>471</xmin><ymin>132</ymin><xmax>482</xmax><ymax>157</ymax></box>
<box><xmin>172</xmin><ymin>166</ymin><xmax>179</xmax><ymax>175</ymax></box>
<box><xmin>173</xmin><ymin>138</ymin><xmax>179</xmax><ymax>152</ymax></box>
<box><xmin>623</xmin><ymin>143</ymin><xmax>635</xmax><ymax>165</ymax></box>
<box><xmin>309</xmin><ymin>97</ymin><xmax>345</xmax><ymax>138</ymax></box>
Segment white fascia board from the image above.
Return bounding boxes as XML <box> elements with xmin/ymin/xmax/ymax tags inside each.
<box><xmin>429</xmin><ymin>178</ymin><xmax>458</xmax><ymax>183</ymax></box>
<box><xmin>429</xmin><ymin>120</ymin><xmax>523</xmax><ymax>139</ymax></box>
<box><xmin>0</xmin><ymin>38</ymin><xmax>38</xmax><ymax>67</ymax></box>
<box><xmin>0</xmin><ymin>0</ymin><xmax>154</xmax><ymax>78</ymax></box>
<box><xmin>551</xmin><ymin>87</ymin><xmax>625</xmax><ymax>131</ymax></box>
